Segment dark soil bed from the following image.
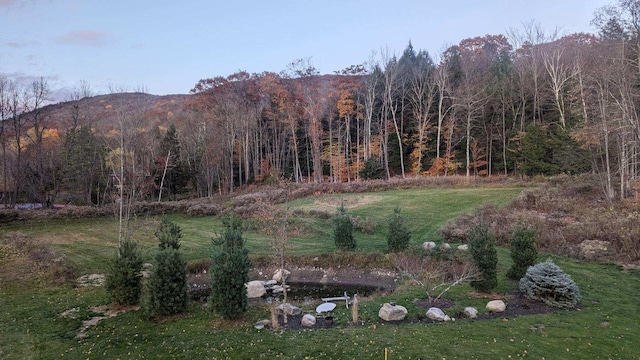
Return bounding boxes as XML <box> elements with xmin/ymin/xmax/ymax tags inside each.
<box><xmin>268</xmin><ymin>290</ymin><xmax>561</xmax><ymax>331</ymax></box>
<box><xmin>412</xmin><ymin>290</ymin><xmax>560</xmax><ymax>321</ymax></box>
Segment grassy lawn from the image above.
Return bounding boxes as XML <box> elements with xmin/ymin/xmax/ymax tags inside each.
<box><xmin>1</xmin><ymin>186</ymin><xmax>638</xmax><ymax>359</ymax></box>
<box><xmin>1</xmin><ymin>187</ymin><xmax>524</xmax><ymax>270</ymax></box>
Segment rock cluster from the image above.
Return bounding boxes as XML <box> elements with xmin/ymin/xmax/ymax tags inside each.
<box><xmin>377</xmin><ymin>300</ymin><xmax>506</xmax><ymax>323</ymax></box>
<box><xmin>246</xmin><ymin>269</ymin><xmax>291</xmax><ymax>299</ymax></box>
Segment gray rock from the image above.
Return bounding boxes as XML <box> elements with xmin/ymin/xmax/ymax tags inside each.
<box><xmin>422</xmin><ymin>241</ymin><xmax>437</xmax><ymax>250</ymax></box>
<box><xmin>246</xmin><ymin>280</ymin><xmax>266</xmax><ymax>298</ymax></box>
<box><xmin>276</xmin><ymin>303</ymin><xmax>301</xmax><ymax>316</ymax></box>
<box><xmin>272</xmin><ymin>268</ymin><xmax>291</xmax><ymax>282</ymax></box>
<box><xmin>270</xmin><ymin>284</ymin><xmax>290</xmax><ymax>293</ymax></box>
<box><xmin>463</xmin><ymin>307</ymin><xmax>478</xmax><ymax>318</ymax></box>
<box><xmin>77</xmin><ymin>273</ymin><xmax>106</xmax><ymax>287</ymax></box>
<box><xmin>378</xmin><ymin>302</ymin><xmax>408</xmax><ymax>321</ymax></box>
<box><xmin>486</xmin><ymin>300</ymin><xmax>506</xmax><ymax>313</ymax></box>
<box><xmin>426</xmin><ymin>307</ymin><xmax>447</xmax><ymax>322</ymax></box>
<box><xmin>254</xmin><ymin>319</ymin><xmax>271</xmax><ymax>329</ymax></box>
<box><xmin>301</xmin><ymin>314</ymin><xmax>317</xmax><ymax>327</ymax></box>
<box><xmin>457</xmin><ymin>244</ymin><xmax>469</xmax><ymax>251</ymax></box>
<box><xmin>440</xmin><ymin>243</ymin><xmax>452</xmax><ymax>251</ymax></box>
<box><xmin>264</xmin><ymin>280</ymin><xmax>278</xmax><ymax>286</ymax></box>
<box><xmin>143</xmin><ymin>263</ymin><xmax>153</xmax><ymax>270</ymax></box>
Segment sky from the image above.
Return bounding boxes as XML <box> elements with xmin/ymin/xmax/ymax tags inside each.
<box><xmin>1</xmin><ymin>0</ymin><xmax>611</xmax><ymax>100</ymax></box>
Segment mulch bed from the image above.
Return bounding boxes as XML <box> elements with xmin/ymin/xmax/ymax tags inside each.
<box><xmin>265</xmin><ymin>290</ymin><xmax>560</xmax><ymax>331</ymax></box>
<box><xmin>413</xmin><ymin>290</ymin><xmax>558</xmax><ymax>321</ymax></box>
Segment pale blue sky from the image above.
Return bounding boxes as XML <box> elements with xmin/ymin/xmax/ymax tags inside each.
<box><xmin>1</xmin><ymin>0</ymin><xmax>609</xmax><ymax>99</ymax></box>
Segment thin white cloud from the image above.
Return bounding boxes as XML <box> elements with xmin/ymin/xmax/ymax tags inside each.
<box><xmin>54</xmin><ymin>30</ymin><xmax>114</xmax><ymax>47</ymax></box>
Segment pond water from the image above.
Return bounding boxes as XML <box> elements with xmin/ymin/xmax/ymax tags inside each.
<box><xmin>283</xmin><ymin>281</ymin><xmax>385</xmax><ymax>301</ymax></box>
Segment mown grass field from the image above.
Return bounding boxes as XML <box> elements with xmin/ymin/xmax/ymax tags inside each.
<box><xmin>1</xmin><ymin>186</ymin><xmax>639</xmax><ymax>359</ymax></box>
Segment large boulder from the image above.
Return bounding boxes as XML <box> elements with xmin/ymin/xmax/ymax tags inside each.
<box><xmin>276</xmin><ymin>303</ymin><xmax>301</xmax><ymax>316</ymax></box>
<box><xmin>246</xmin><ymin>280</ymin><xmax>266</xmax><ymax>298</ymax></box>
<box><xmin>301</xmin><ymin>314</ymin><xmax>317</xmax><ymax>327</ymax></box>
<box><xmin>272</xmin><ymin>268</ymin><xmax>291</xmax><ymax>282</ymax></box>
<box><xmin>463</xmin><ymin>307</ymin><xmax>478</xmax><ymax>319</ymax></box>
<box><xmin>426</xmin><ymin>307</ymin><xmax>448</xmax><ymax>322</ymax></box>
<box><xmin>486</xmin><ymin>300</ymin><xmax>506</xmax><ymax>313</ymax></box>
<box><xmin>378</xmin><ymin>303</ymin><xmax>408</xmax><ymax>321</ymax></box>
<box><xmin>422</xmin><ymin>242</ymin><xmax>437</xmax><ymax>251</ymax></box>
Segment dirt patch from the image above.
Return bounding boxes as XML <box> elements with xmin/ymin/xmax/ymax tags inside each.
<box><xmin>411</xmin><ymin>290</ymin><xmax>558</xmax><ymax>321</ymax></box>
<box><xmin>474</xmin><ymin>291</ymin><xmax>559</xmax><ymax>320</ymax></box>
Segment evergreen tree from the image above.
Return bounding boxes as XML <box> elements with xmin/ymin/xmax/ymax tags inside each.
<box><xmin>520</xmin><ymin>259</ymin><xmax>581</xmax><ymax>309</ymax></box>
<box><xmin>468</xmin><ymin>222</ymin><xmax>498</xmax><ymax>293</ymax></box>
<box><xmin>209</xmin><ymin>214</ymin><xmax>251</xmax><ymax>320</ymax></box>
<box><xmin>156</xmin><ymin>124</ymin><xmax>190</xmax><ymax>198</ymax></box>
<box><xmin>145</xmin><ymin>218</ymin><xmax>189</xmax><ymax>317</ymax></box>
<box><xmin>520</xmin><ymin>124</ymin><xmax>554</xmax><ymax>176</ymax></box>
<box><xmin>506</xmin><ymin>225</ymin><xmax>538</xmax><ymax>280</ymax></box>
<box><xmin>387</xmin><ymin>207</ymin><xmax>411</xmax><ymax>253</ymax></box>
<box><xmin>106</xmin><ymin>240</ymin><xmax>143</xmax><ymax>305</ymax></box>
<box><xmin>64</xmin><ymin>126</ymin><xmax>107</xmax><ymax>204</ymax></box>
<box><xmin>333</xmin><ymin>202</ymin><xmax>356</xmax><ymax>251</ymax></box>
<box><xmin>156</xmin><ymin>216</ymin><xmax>182</xmax><ymax>250</ymax></box>
<box><xmin>359</xmin><ymin>156</ymin><xmax>384</xmax><ymax>180</ymax></box>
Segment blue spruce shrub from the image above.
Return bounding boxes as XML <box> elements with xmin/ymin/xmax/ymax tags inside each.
<box><xmin>519</xmin><ymin>259</ymin><xmax>581</xmax><ymax>309</ymax></box>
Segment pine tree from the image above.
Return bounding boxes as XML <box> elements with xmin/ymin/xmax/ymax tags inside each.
<box><xmin>506</xmin><ymin>225</ymin><xmax>538</xmax><ymax>280</ymax></box>
<box><xmin>156</xmin><ymin>216</ymin><xmax>182</xmax><ymax>250</ymax></box>
<box><xmin>359</xmin><ymin>156</ymin><xmax>383</xmax><ymax>180</ymax></box>
<box><xmin>145</xmin><ymin>218</ymin><xmax>189</xmax><ymax>317</ymax></box>
<box><xmin>106</xmin><ymin>240</ymin><xmax>143</xmax><ymax>305</ymax></box>
<box><xmin>468</xmin><ymin>222</ymin><xmax>498</xmax><ymax>293</ymax></box>
<box><xmin>387</xmin><ymin>207</ymin><xmax>411</xmax><ymax>253</ymax></box>
<box><xmin>333</xmin><ymin>202</ymin><xmax>356</xmax><ymax>251</ymax></box>
<box><xmin>209</xmin><ymin>214</ymin><xmax>251</xmax><ymax>320</ymax></box>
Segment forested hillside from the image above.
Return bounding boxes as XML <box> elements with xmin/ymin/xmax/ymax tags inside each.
<box><xmin>1</xmin><ymin>2</ymin><xmax>639</xmax><ymax>207</ymax></box>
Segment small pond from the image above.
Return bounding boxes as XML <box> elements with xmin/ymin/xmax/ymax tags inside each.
<box><xmin>280</xmin><ymin>281</ymin><xmax>385</xmax><ymax>301</ymax></box>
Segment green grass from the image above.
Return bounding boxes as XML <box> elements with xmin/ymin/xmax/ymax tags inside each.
<box><xmin>1</xmin><ymin>187</ymin><xmax>523</xmax><ymax>272</ymax></box>
<box><xmin>2</xmin><ymin>186</ymin><xmax>639</xmax><ymax>359</ymax></box>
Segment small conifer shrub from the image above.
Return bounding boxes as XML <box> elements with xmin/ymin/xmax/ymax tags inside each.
<box><xmin>387</xmin><ymin>207</ymin><xmax>411</xmax><ymax>253</ymax></box>
<box><xmin>106</xmin><ymin>240</ymin><xmax>143</xmax><ymax>305</ymax></box>
<box><xmin>506</xmin><ymin>225</ymin><xmax>538</xmax><ymax>280</ymax></box>
<box><xmin>209</xmin><ymin>214</ymin><xmax>251</xmax><ymax>320</ymax></box>
<box><xmin>145</xmin><ymin>218</ymin><xmax>189</xmax><ymax>317</ymax></box>
<box><xmin>519</xmin><ymin>259</ymin><xmax>581</xmax><ymax>309</ymax></box>
<box><xmin>468</xmin><ymin>222</ymin><xmax>498</xmax><ymax>293</ymax></box>
<box><xmin>333</xmin><ymin>202</ymin><xmax>356</xmax><ymax>251</ymax></box>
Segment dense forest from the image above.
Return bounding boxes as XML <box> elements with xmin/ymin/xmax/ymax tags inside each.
<box><xmin>1</xmin><ymin>2</ymin><xmax>640</xmax><ymax>207</ymax></box>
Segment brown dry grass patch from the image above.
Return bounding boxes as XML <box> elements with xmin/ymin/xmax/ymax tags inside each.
<box><xmin>308</xmin><ymin>195</ymin><xmax>385</xmax><ymax>212</ymax></box>
<box><xmin>0</xmin><ymin>232</ymin><xmax>75</xmax><ymax>284</ymax></box>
